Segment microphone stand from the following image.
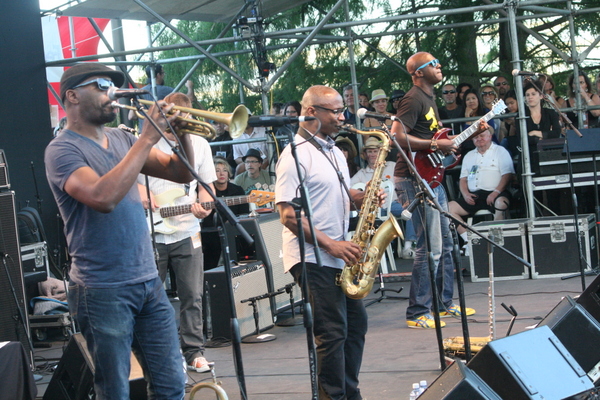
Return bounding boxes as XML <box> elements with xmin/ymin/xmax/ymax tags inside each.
<box><xmin>133</xmin><ymin>98</ymin><xmax>253</xmax><ymax>400</ymax></box>
<box><xmin>284</xmin><ymin>128</ymin><xmax>320</xmax><ymax>400</ymax></box>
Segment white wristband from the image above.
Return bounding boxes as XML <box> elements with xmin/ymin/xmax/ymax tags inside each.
<box><xmin>493</xmin><ymin>189</ymin><xmax>501</xmax><ymax>194</ymax></box>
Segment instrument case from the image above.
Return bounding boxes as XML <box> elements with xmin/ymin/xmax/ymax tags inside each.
<box><xmin>527</xmin><ymin>214</ymin><xmax>597</xmax><ymax>278</ymax></box>
<box><xmin>467</xmin><ymin>218</ymin><xmax>530</xmax><ymax>282</ymax></box>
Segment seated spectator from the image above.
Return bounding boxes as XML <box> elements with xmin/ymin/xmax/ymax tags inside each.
<box><xmin>480</xmin><ymin>84</ymin><xmax>500</xmax><ymax>134</ymax></box>
<box><xmin>564</xmin><ymin>71</ymin><xmax>600</xmax><ymax>129</ymax></box>
<box><xmin>275</xmin><ymin>101</ymin><xmax>302</xmax><ymax>154</ymax></box>
<box><xmin>448</xmin><ymin>128</ymin><xmax>514</xmax><ymax>252</ymax></box>
<box><xmin>210</xmin><ymin>120</ymin><xmax>236</xmax><ymax>171</ymax></box>
<box><xmin>390</xmin><ymin>89</ymin><xmax>406</xmax><ymax>114</ymax></box>
<box><xmin>493</xmin><ymin>76</ymin><xmax>511</xmax><ymax>97</ymax></box>
<box><xmin>232</xmin><ymin>106</ymin><xmax>269</xmax><ymax>175</ymax></box>
<box><xmin>364</xmin><ymin>89</ymin><xmax>392</xmax><ymax>128</ymax></box>
<box><xmin>201</xmin><ymin>157</ymin><xmax>250</xmax><ymax>271</ymax></box>
<box><xmin>270</xmin><ymin>102</ymin><xmax>284</xmax><ymax>115</ymax></box>
<box><xmin>350</xmin><ymin>137</ymin><xmax>417</xmax><ymax>258</ymax></box>
<box><xmin>438</xmin><ymin>83</ymin><xmax>463</xmax><ymax>135</ymax></box>
<box><xmin>456</xmin><ymin>82</ymin><xmax>473</xmax><ymax>106</ymax></box>
<box><xmin>233</xmin><ymin>148</ymin><xmax>272</xmax><ymax>194</ymax></box>
<box><xmin>359</xmin><ymin>92</ymin><xmax>372</xmax><ymax>110</ymax></box>
<box><xmin>461</xmin><ymin>88</ymin><xmax>488</xmax><ymax>153</ymax></box>
<box><xmin>499</xmin><ymin>90</ymin><xmax>519</xmax><ymax>155</ymax></box>
<box><xmin>536</xmin><ymin>74</ymin><xmax>565</xmax><ymax>109</ymax></box>
<box><xmin>335</xmin><ymin>136</ymin><xmax>359</xmax><ymax>177</ymax></box>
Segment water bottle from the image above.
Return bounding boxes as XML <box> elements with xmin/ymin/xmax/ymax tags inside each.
<box><xmin>582</xmin><ymin>111</ymin><xmax>589</xmax><ymax>129</ymax></box>
<box><xmin>418</xmin><ymin>380</ymin><xmax>428</xmax><ymax>395</ymax></box>
<box><xmin>409</xmin><ymin>382</ymin><xmax>420</xmax><ymax>399</ymax></box>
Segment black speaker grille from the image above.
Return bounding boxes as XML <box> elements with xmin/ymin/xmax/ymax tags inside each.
<box><xmin>0</xmin><ymin>192</ymin><xmax>30</xmax><ymax>362</ymax></box>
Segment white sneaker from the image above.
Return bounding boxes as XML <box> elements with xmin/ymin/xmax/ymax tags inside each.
<box><xmin>401</xmin><ymin>243</ymin><xmax>415</xmax><ymax>259</ymax></box>
<box><xmin>461</xmin><ymin>244</ymin><xmax>470</xmax><ymax>257</ymax></box>
<box><xmin>187</xmin><ymin>356</ymin><xmax>212</xmax><ymax>373</ymax></box>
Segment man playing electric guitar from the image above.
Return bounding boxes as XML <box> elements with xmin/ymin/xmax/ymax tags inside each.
<box><xmin>138</xmin><ymin>92</ymin><xmax>217</xmax><ymax>373</ymax></box>
<box><xmin>392</xmin><ymin>52</ymin><xmax>485</xmax><ymax>329</ymax></box>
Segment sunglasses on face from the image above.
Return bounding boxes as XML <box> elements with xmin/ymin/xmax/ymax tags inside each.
<box><xmin>415</xmin><ymin>59</ymin><xmax>440</xmax><ymax>72</ymax></box>
<box><xmin>482</xmin><ymin>91</ymin><xmax>496</xmax><ymax>96</ymax></box>
<box><xmin>72</xmin><ymin>78</ymin><xmax>115</xmax><ymax>91</ymax></box>
<box><xmin>442</xmin><ymin>90</ymin><xmax>456</xmax><ymax>94</ymax></box>
<box><xmin>495</xmin><ymin>82</ymin><xmax>509</xmax><ymax>87</ymax></box>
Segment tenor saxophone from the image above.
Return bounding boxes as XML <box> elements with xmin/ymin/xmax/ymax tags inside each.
<box><xmin>337</xmin><ymin>126</ymin><xmax>403</xmax><ymax>299</ymax></box>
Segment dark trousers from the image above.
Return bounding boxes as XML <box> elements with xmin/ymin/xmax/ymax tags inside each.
<box><xmin>291</xmin><ymin>263</ymin><xmax>367</xmax><ymax>400</ymax></box>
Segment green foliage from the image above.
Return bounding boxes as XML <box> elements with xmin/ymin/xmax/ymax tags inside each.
<box><xmin>141</xmin><ymin>0</ymin><xmax>600</xmax><ymax>113</ymax></box>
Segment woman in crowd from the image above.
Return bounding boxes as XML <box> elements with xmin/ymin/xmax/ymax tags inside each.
<box><xmin>335</xmin><ymin>136</ymin><xmax>359</xmax><ymax>177</ymax></box>
<box><xmin>564</xmin><ymin>71</ymin><xmax>600</xmax><ymax>129</ymax></box>
<box><xmin>480</xmin><ymin>84</ymin><xmax>500</xmax><ymax>134</ymax></box>
<box><xmin>201</xmin><ymin>157</ymin><xmax>250</xmax><ymax>271</ymax></box>
<box><xmin>499</xmin><ymin>90</ymin><xmax>519</xmax><ymax>155</ymax></box>
<box><xmin>537</xmin><ymin>74</ymin><xmax>565</xmax><ymax>108</ymax></box>
<box><xmin>364</xmin><ymin>89</ymin><xmax>392</xmax><ymax>127</ymax></box>
<box><xmin>456</xmin><ymin>82</ymin><xmax>473</xmax><ymax>106</ymax></box>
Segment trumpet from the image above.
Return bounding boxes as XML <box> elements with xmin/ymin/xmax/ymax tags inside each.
<box><xmin>112</xmin><ymin>99</ymin><xmax>248</xmax><ymax>140</ymax></box>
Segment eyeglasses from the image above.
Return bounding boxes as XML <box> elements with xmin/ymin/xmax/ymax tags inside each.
<box><xmin>415</xmin><ymin>59</ymin><xmax>440</xmax><ymax>72</ymax></box>
<box><xmin>494</xmin><ymin>82</ymin><xmax>509</xmax><ymax>87</ymax></box>
<box><xmin>482</xmin><ymin>91</ymin><xmax>496</xmax><ymax>96</ymax></box>
<box><xmin>244</xmin><ymin>160</ymin><xmax>260</xmax><ymax>164</ymax></box>
<box><xmin>72</xmin><ymin>78</ymin><xmax>115</xmax><ymax>91</ymax></box>
<box><xmin>312</xmin><ymin>105</ymin><xmax>343</xmax><ymax>116</ymax></box>
<box><xmin>442</xmin><ymin>90</ymin><xmax>456</xmax><ymax>94</ymax></box>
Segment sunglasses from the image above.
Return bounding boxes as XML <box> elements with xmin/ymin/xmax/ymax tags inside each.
<box><xmin>415</xmin><ymin>59</ymin><xmax>440</xmax><ymax>72</ymax></box>
<box><xmin>442</xmin><ymin>90</ymin><xmax>456</xmax><ymax>94</ymax></box>
<box><xmin>494</xmin><ymin>82</ymin><xmax>509</xmax><ymax>86</ymax></box>
<box><xmin>72</xmin><ymin>78</ymin><xmax>115</xmax><ymax>91</ymax></box>
<box><xmin>482</xmin><ymin>91</ymin><xmax>496</xmax><ymax>96</ymax></box>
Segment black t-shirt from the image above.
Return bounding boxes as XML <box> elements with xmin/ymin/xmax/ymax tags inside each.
<box><xmin>394</xmin><ymin>85</ymin><xmax>442</xmax><ymax>177</ymax></box>
<box><xmin>201</xmin><ymin>182</ymin><xmax>250</xmax><ymax>229</ymax></box>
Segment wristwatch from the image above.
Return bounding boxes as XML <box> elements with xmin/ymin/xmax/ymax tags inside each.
<box><xmin>430</xmin><ymin>138</ymin><xmax>438</xmax><ymax>152</ymax></box>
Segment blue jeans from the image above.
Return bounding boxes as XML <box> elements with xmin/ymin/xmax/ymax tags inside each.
<box><xmin>291</xmin><ymin>263</ymin><xmax>367</xmax><ymax>400</ymax></box>
<box><xmin>68</xmin><ymin>276</ymin><xmax>185</xmax><ymax>400</ymax></box>
<box><xmin>395</xmin><ymin>177</ymin><xmax>455</xmax><ymax>320</ymax></box>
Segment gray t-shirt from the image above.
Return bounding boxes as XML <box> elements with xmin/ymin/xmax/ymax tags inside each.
<box><xmin>45</xmin><ymin>128</ymin><xmax>157</xmax><ymax>288</ymax></box>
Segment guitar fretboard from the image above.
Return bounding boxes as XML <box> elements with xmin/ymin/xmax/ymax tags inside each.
<box><xmin>159</xmin><ymin>196</ymin><xmax>251</xmax><ymax>218</ymax></box>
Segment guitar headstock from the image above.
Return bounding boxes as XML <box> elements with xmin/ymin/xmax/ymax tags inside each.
<box><xmin>492</xmin><ymin>99</ymin><xmax>507</xmax><ymax>115</ymax></box>
<box><xmin>248</xmin><ymin>190</ymin><xmax>276</xmax><ymax>207</ymax></box>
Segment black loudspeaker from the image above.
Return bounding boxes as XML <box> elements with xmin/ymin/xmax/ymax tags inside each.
<box><xmin>43</xmin><ymin>333</ymin><xmax>147</xmax><ymax>400</ymax></box>
<box><xmin>0</xmin><ymin>149</ymin><xmax>9</xmax><ymax>190</ymax></box>
<box><xmin>467</xmin><ymin>326</ymin><xmax>593</xmax><ymax>400</ymax></box>
<box><xmin>225</xmin><ymin>214</ymin><xmax>301</xmax><ymax>315</ymax></box>
<box><xmin>577</xmin><ymin>273</ymin><xmax>600</xmax><ymax>324</ymax></box>
<box><xmin>418</xmin><ymin>361</ymin><xmax>501</xmax><ymax>400</ymax></box>
<box><xmin>0</xmin><ymin>191</ymin><xmax>31</xmax><ymax>364</ymax></box>
<box><xmin>204</xmin><ymin>261</ymin><xmax>273</xmax><ymax>340</ymax></box>
<box><xmin>538</xmin><ymin>296</ymin><xmax>600</xmax><ymax>385</ymax></box>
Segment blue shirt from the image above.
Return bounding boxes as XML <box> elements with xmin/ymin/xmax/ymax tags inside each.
<box><xmin>45</xmin><ymin>128</ymin><xmax>157</xmax><ymax>288</ymax></box>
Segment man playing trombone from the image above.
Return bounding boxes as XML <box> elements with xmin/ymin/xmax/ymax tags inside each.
<box><xmin>45</xmin><ymin>63</ymin><xmax>193</xmax><ymax>399</ymax></box>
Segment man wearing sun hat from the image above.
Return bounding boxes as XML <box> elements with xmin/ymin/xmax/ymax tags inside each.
<box><xmin>46</xmin><ymin>63</ymin><xmax>192</xmax><ymax>398</ymax></box>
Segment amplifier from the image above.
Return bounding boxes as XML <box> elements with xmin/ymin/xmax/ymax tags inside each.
<box><xmin>0</xmin><ymin>149</ymin><xmax>9</xmax><ymax>190</ymax></box>
<box><xmin>204</xmin><ymin>261</ymin><xmax>273</xmax><ymax>340</ymax></box>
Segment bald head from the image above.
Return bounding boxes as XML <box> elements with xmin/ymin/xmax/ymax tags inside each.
<box><xmin>407</xmin><ymin>52</ymin><xmax>433</xmax><ymax>75</ymax></box>
<box><xmin>301</xmin><ymin>85</ymin><xmax>341</xmax><ymax>114</ymax></box>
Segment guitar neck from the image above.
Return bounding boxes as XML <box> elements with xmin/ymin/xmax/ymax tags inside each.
<box><xmin>159</xmin><ymin>195</ymin><xmax>251</xmax><ymax>218</ymax></box>
<box><xmin>453</xmin><ymin>110</ymin><xmax>496</xmax><ymax>147</ymax></box>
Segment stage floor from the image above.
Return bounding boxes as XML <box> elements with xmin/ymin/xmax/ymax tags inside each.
<box><xmin>32</xmin><ymin>256</ymin><xmax>595</xmax><ymax>399</ymax></box>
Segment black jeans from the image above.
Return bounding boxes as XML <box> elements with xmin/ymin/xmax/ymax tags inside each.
<box><xmin>291</xmin><ymin>262</ymin><xmax>367</xmax><ymax>400</ymax></box>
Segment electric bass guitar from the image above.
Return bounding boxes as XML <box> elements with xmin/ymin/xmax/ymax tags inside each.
<box><xmin>414</xmin><ymin>100</ymin><xmax>507</xmax><ymax>188</ymax></box>
<box><xmin>147</xmin><ymin>188</ymin><xmax>275</xmax><ymax>235</ymax></box>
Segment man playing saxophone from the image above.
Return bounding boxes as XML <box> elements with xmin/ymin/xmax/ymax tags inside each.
<box><xmin>275</xmin><ymin>85</ymin><xmax>385</xmax><ymax>400</ymax></box>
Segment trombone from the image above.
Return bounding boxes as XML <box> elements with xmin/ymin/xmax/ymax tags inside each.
<box><xmin>112</xmin><ymin>99</ymin><xmax>248</xmax><ymax>140</ymax></box>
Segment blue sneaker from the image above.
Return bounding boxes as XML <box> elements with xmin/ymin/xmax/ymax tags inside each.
<box><xmin>406</xmin><ymin>314</ymin><xmax>446</xmax><ymax>329</ymax></box>
<box><xmin>439</xmin><ymin>304</ymin><xmax>476</xmax><ymax>318</ymax></box>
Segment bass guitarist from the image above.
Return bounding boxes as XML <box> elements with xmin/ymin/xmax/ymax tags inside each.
<box><xmin>138</xmin><ymin>92</ymin><xmax>217</xmax><ymax>373</ymax></box>
<box><xmin>392</xmin><ymin>52</ymin><xmax>480</xmax><ymax>329</ymax></box>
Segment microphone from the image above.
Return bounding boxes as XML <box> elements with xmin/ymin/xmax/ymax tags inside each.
<box><xmin>511</xmin><ymin>69</ymin><xmax>540</xmax><ymax>78</ymax></box>
<box><xmin>401</xmin><ymin>197</ymin><xmax>422</xmax><ymax>221</ymax></box>
<box><xmin>356</xmin><ymin>108</ymin><xmax>399</xmax><ymax>122</ymax></box>
<box><xmin>107</xmin><ymin>86</ymin><xmax>149</xmax><ymax>100</ymax></box>
<box><xmin>247</xmin><ymin>115</ymin><xmax>316</xmax><ymax>127</ymax></box>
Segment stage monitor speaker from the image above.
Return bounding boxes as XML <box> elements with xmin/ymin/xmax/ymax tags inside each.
<box><xmin>225</xmin><ymin>213</ymin><xmax>301</xmax><ymax>315</ymax></box>
<box><xmin>538</xmin><ymin>296</ymin><xmax>600</xmax><ymax>384</ymax></box>
<box><xmin>204</xmin><ymin>261</ymin><xmax>273</xmax><ymax>340</ymax></box>
<box><xmin>576</xmin><ymin>273</ymin><xmax>600</xmax><ymax>324</ymax></box>
<box><xmin>467</xmin><ymin>326</ymin><xmax>593</xmax><ymax>400</ymax></box>
<box><xmin>43</xmin><ymin>333</ymin><xmax>147</xmax><ymax>400</ymax></box>
<box><xmin>418</xmin><ymin>361</ymin><xmax>501</xmax><ymax>400</ymax></box>
<box><xmin>0</xmin><ymin>191</ymin><xmax>31</xmax><ymax>364</ymax></box>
